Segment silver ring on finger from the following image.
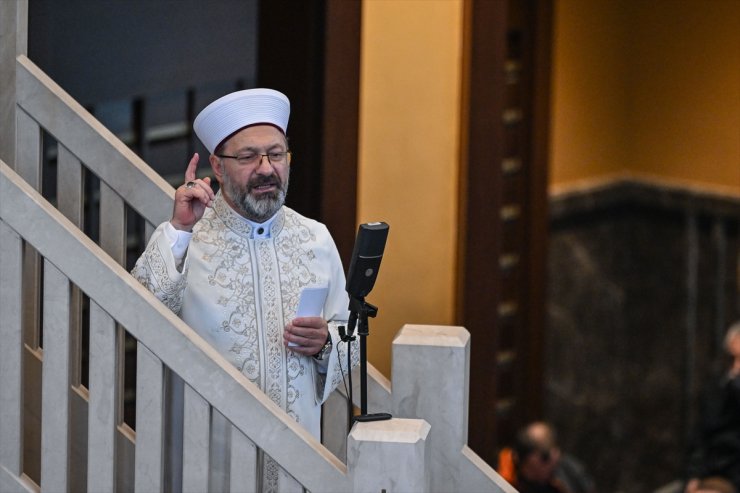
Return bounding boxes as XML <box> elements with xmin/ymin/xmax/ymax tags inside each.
<box><xmin>185</xmin><ymin>181</ymin><xmax>196</xmax><ymax>189</ymax></box>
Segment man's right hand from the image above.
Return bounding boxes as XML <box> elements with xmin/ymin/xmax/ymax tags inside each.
<box><xmin>170</xmin><ymin>153</ymin><xmax>215</xmax><ymax>231</ymax></box>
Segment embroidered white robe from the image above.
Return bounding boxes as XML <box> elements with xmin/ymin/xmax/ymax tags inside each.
<box><xmin>132</xmin><ymin>194</ymin><xmax>357</xmax><ymax>490</ymax></box>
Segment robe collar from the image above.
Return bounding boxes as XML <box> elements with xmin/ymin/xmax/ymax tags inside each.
<box><xmin>212</xmin><ymin>191</ymin><xmax>285</xmax><ymax>239</ymax></box>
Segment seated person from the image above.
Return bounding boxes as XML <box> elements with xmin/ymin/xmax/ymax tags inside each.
<box><xmin>685</xmin><ymin>321</ymin><xmax>740</xmax><ymax>493</ymax></box>
<box><xmin>508</xmin><ymin>428</ymin><xmax>568</xmax><ymax>493</ymax></box>
<box><xmin>525</xmin><ymin>421</ymin><xmax>595</xmax><ymax>493</ymax></box>
<box><xmin>498</xmin><ymin>421</ymin><xmax>594</xmax><ymax>493</ymax></box>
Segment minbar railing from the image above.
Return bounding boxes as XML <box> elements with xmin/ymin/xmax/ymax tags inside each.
<box><xmin>1</xmin><ymin>158</ymin><xmax>513</xmax><ymax>492</ymax></box>
<box><xmin>0</xmin><ymin>3</ymin><xmax>514</xmax><ymax>490</ymax></box>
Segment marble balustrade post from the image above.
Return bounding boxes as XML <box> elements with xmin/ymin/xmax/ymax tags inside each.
<box><xmin>347</xmin><ymin>418</ymin><xmax>430</xmax><ymax>493</ymax></box>
<box><xmin>391</xmin><ymin>324</ymin><xmax>470</xmax><ymax>492</ymax></box>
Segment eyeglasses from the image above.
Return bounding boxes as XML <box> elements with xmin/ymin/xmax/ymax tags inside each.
<box><xmin>217</xmin><ymin>151</ymin><xmax>292</xmax><ymax>167</ymax></box>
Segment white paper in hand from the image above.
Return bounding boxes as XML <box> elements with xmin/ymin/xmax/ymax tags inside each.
<box><xmin>289</xmin><ymin>286</ymin><xmax>328</xmax><ymax>347</ymax></box>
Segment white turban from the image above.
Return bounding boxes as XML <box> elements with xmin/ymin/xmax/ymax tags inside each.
<box><xmin>193</xmin><ymin>88</ymin><xmax>290</xmax><ymax>154</ymax></box>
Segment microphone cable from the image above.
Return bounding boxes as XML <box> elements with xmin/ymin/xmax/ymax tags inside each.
<box><xmin>338</xmin><ymin>321</ymin><xmax>356</xmax><ymax>435</ymax></box>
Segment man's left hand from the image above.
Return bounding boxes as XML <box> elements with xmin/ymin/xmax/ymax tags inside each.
<box><xmin>283</xmin><ymin>317</ymin><xmax>329</xmax><ymax>356</ymax></box>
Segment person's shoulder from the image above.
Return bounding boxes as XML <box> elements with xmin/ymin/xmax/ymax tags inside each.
<box><xmin>557</xmin><ymin>453</ymin><xmax>595</xmax><ymax>493</ymax></box>
<box><xmin>559</xmin><ymin>453</ymin><xmax>586</xmax><ymax>471</ymax></box>
<box><xmin>282</xmin><ymin>207</ymin><xmax>331</xmax><ymax>236</ymax></box>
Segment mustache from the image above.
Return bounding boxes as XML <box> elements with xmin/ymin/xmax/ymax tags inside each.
<box><xmin>247</xmin><ymin>174</ymin><xmax>281</xmax><ymax>190</ymax></box>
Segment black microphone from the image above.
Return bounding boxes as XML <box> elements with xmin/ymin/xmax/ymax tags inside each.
<box><xmin>345</xmin><ymin>222</ymin><xmax>389</xmax><ymax>300</ymax></box>
<box><xmin>342</xmin><ymin>222</ymin><xmax>393</xmax><ymax>425</ymax></box>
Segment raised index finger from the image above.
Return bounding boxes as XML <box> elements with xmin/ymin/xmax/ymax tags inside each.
<box><xmin>184</xmin><ymin>153</ymin><xmax>199</xmax><ymax>182</ymax></box>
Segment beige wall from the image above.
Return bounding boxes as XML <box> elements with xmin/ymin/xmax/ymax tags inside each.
<box><xmin>550</xmin><ymin>0</ymin><xmax>631</xmax><ymax>185</ymax></box>
<box><xmin>627</xmin><ymin>0</ymin><xmax>740</xmax><ymax>191</ymax></box>
<box><xmin>357</xmin><ymin>0</ymin><xmax>463</xmax><ymax>377</ymax></box>
<box><xmin>551</xmin><ymin>0</ymin><xmax>740</xmax><ymax>194</ymax></box>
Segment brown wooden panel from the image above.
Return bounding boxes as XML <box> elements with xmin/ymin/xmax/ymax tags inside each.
<box><xmin>320</xmin><ymin>0</ymin><xmax>362</xmax><ymax>265</ymax></box>
<box><xmin>458</xmin><ymin>0</ymin><xmax>552</xmax><ymax>462</ymax></box>
<box><xmin>257</xmin><ymin>0</ymin><xmax>328</xmax><ymax>222</ymax></box>
<box><xmin>521</xmin><ymin>0</ymin><xmax>552</xmax><ymax>424</ymax></box>
<box><xmin>458</xmin><ymin>0</ymin><xmax>510</xmax><ymax>463</ymax></box>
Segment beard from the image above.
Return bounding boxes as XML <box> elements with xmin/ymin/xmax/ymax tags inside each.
<box><xmin>222</xmin><ymin>169</ymin><xmax>289</xmax><ymax>222</ymax></box>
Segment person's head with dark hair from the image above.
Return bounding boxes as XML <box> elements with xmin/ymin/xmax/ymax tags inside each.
<box><xmin>513</xmin><ymin>425</ymin><xmax>560</xmax><ymax>485</ymax></box>
<box><xmin>511</xmin><ymin>421</ymin><xmax>596</xmax><ymax>493</ymax></box>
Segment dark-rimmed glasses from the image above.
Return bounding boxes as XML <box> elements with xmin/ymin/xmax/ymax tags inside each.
<box><xmin>217</xmin><ymin>151</ymin><xmax>292</xmax><ymax>167</ymax></box>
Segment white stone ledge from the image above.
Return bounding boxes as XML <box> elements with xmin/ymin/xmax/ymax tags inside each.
<box><xmin>393</xmin><ymin>324</ymin><xmax>470</xmax><ymax>347</ymax></box>
<box><xmin>350</xmin><ymin>418</ymin><xmax>431</xmax><ymax>444</ymax></box>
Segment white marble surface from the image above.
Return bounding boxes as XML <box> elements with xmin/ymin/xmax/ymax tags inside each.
<box><xmin>392</xmin><ymin>324</ymin><xmax>513</xmax><ymax>492</ymax></box>
<box><xmin>0</xmin><ymin>220</ymin><xmax>23</xmax><ymax>476</ymax></box>
<box><xmin>393</xmin><ymin>324</ymin><xmax>469</xmax><ymax>347</ymax></box>
<box><xmin>40</xmin><ymin>261</ymin><xmax>71</xmax><ymax>492</ymax></box>
<box><xmin>134</xmin><ymin>344</ymin><xmax>164</xmax><ymax>493</ymax></box>
<box><xmin>348</xmin><ymin>418</ymin><xmax>430</xmax><ymax>493</ymax></box>
<box><xmin>350</xmin><ymin>417</ymin><xmax>430</xmax><ymax>443</ymax></box>
<box><xmin>87</xmin><ymin>301</ymin><xmax>118</xmax><ymax>493</ymax></box>
<box><xmin>0</xmin><ymin>0</ymin><xmax>27</xmax><ymax>168</ymax></box>
<box><xmin>182</xmin><ymin>385</ymin><xmax>210</xmax><ymax>493</ymax></box>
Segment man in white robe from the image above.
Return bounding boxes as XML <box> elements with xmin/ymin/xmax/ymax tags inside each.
<box><xmin>132</xmin><ymin>88</ymin><xmax>357</xmax><ymax>490</ymax></box>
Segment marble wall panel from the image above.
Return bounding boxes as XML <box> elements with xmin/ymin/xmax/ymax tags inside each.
<box><xmin>546</xmin><ymin>182</ymin><xmax>740</xmax><ymax>492</ymax></box>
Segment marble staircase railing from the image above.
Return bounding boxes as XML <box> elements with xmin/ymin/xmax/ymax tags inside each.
<box><xmin>1</xmin><ymin>14</ymin><xmax>515</xmax><ymax>488</ymax></box>
<box><xmin>0</xmin><ymin>159</ymin><xmax>351</xmax><ymax>492</ymax></box>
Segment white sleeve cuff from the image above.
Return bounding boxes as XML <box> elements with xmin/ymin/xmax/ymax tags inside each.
<box><xmin>164</xmin><ymin>221</ymin><xmax>193</xmax><ymax>261</ymax></box>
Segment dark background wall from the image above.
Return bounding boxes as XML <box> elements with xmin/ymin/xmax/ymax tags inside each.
<box><xmin>547</xmin><ymin>181</ymin><xmax>740</xmax><ymax>492</ymax></box>
<box><xmin>29</xmin><ymin>0</ymin><xmax>258</xmax><ymax>103</ymax></box>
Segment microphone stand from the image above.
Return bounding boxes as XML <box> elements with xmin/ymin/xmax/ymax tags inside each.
<box><xmin>340</xmin><ymin>295</ymin><xmax>392</xmax><ymax>430</ymax></box>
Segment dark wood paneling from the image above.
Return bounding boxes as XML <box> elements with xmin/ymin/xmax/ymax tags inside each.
<box><xmin>458</xmin><ymin>0</ymin><xmax>510</xmax><ymax>462</ymax></box>
<box><xmin>257</xmin><ymin>0</ymin><xmax>360</xmax><ymax>265</ymax></box>
<box><xmin>258</xmin><ymin>0</ymin><xmax>327</xmax><ymax>222</ymax></box>
<box><xmin>320</xmin><ymin>0</ymin><xmax>362</xmax><ymax>265</ymax></box>
<box><xmin>523</xmin><ymin>0</ymin><xmax>552</xmax><ymax>425</ymax></box>
<box><xmin>458</xmin><ymin>0</ymin><xmax>552</xmax><ymax>463</ymax></box>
